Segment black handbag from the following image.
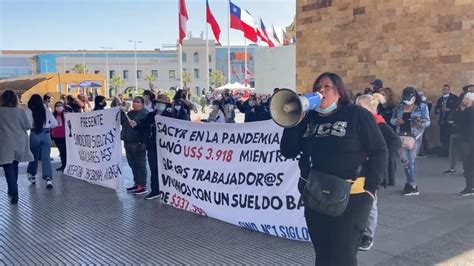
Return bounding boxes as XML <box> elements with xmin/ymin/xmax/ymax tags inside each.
<box><xmin>302</xmin><ymin>169</ymin><xmax>352</xmax><ymax>217</ymax></box>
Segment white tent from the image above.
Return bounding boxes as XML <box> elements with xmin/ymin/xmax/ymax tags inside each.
<box><xmin>214</xmin><ymin>82</ymin><xmax>254</xmax><ymax>91</ymax></box>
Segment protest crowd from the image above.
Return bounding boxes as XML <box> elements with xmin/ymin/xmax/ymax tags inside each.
<box><xmin>1</xmin><ymin>73</ymin><xmax>473</xmax><ymax>265</ymax></box>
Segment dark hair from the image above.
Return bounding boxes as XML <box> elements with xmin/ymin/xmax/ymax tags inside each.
<box><xmin>173</xmin><ymin>89</ymin><xmax>186</xmax><ymax>101</ymax></box>
<box><xmin>133</xmin><ymin>96</ymin><xmax>144</xmax><ymax>104</ymax></box>
<box><xmin>28</xmin><ymin>94</ymin><xmax>46</xmax><ymax>133</ymax></box>
<box><xmin>380</xmin><ymin>87</ymin><xmax>396</xmax><ymax>107</ymax></box>
<box><xmin>402</xmin><ymin>87</ymin><xmax>422</xmax><ymax>105</ymax></box>
<box><xmin>443</xmin><ymin>84</ymin><xmax>450</xmax><ymax>89</ymax></box>
<box><xmin>312</xmin><ymin>72</ymin><xmax>350</xmax><ymax>107</ymax></box>
<box><xmin>1</xmin><ymin>90</ymin><xmax>19</xmax><ymax>107</ymax></box>
<box><xmin>53</xmin><ymin>101</ymin><xmax>65</xmax><ymax>121</ymax></box>
<box><xmin>93</xmin><ymin>95</ymin><xmax>106</xmax><ymax>111</ymax></box>
<box><xmin>43</xmin><ymin>93</ymin><xmax>52</xmax><ymax>102</ymax></box>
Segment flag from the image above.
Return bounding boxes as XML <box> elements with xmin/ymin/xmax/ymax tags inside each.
<box><xmin>179</xmin><ymin>0</ymin><xmax>188</xmax><ymax>45</ymax></box>
<box><xmin>206</xmin><ymin>0</ymin><xmax>221</xmax><ymax>44</ymax></box>
<box><xmin>257</xmin><ymin>18</ymin><xmax>274</xmax><ymax>47</ymax></box>
<box><xmin>229</xmin><ymin>1</ymin><xmax>258</xmax><ymax>43</ymax></box>
<box><xmin>271</xmin><ymin>24</ymin><xmax>281</xmax><ymax>46</ymax></box>
<box><xmin>282</xmin><ymin>28</ymin><xmax>289</xmax><ymax>45</ymax></box>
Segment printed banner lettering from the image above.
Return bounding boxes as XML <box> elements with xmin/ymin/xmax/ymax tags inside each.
<box><xmin>156</xmin><ymin>116</ymin><xmax>309</xmax><ymax>241</ymax></box>
<box><xmin>64</xmin><ymin>107</ymin><xmax>123</xmax><ymax>189</ymax></box>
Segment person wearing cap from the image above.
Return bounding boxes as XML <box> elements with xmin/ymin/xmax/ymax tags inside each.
<box><xmin>434</xmin><ymin>85</ymin><xmax>459</xmax><ymax>157</ymax></box>
<box><xmin>371</xmin><ymin>79</ymin><xmax>383</xmax><ymax>93</ymax></box>
<box><xmin>453</xmin><ymin>92</ymin><xmax>474</xmax><ymax>196</ymax></box>
<box><xmin>141</xmin><ymin>94</ymin><xmax>174</xmax><ymax>200</ymax></box>
<box><xmin>391</xmin><ymin>87</ymin><xmax>431</xmax><ymax>196</ymax></box>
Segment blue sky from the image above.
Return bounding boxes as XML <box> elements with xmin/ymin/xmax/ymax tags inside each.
<box><xmin>0</xmin><ymin>0</ymin><xmax>295</xmax><ymax>50</ymax></box>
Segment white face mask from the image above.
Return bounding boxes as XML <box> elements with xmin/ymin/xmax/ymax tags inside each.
<box><xmin>157</xmin><ymin>103</ymin><xmax>166</xmax><ymax>112</ymax></box>
<box><xmin>174</xmin><ymin>105</ymin><xmax>182</xmax><ymax>111</ymax></box>
<box><xmin>55</xmin><ymin>106</ymin><xmax>64</xmax><ymax>113</ymax></box>
<box><xmin>403</xmin><ymin>96</ymin><xmax>416</xmax><ymax>105</ymax></box>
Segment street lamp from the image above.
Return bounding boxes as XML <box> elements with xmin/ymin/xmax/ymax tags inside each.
<box><xmin>128</xmin><ymin>40</ymin><xmax>143</xmax><ymax>92</ymax></box>
<box><xmin>100</xmin><ymin>46</ymin><xmax>113</xmax><ymax>97</ymax></box>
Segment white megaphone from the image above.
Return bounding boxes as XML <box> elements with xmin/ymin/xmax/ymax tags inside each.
<box><xmin>270</xmin><ymin>89</ymin><xmax>323</xmax><ymax>128</ymax></box>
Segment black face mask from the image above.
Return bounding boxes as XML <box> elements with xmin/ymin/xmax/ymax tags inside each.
<box><xmin>102</xmin><ymin>102</ymin><xmax>107</xmax><ymax>107</ymax></box>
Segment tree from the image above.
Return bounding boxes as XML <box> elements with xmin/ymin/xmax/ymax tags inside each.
<box><xmin>209</xmin><ymin>70</ymin><xmax>225</xmax><ymax>88</ymax></box>
<box><xmin>110</xmin><ymin>76</ymin><xmax>126</xmax><ymax>95</ymax></box>
<box><xmin>182</xmin><ymin>71</ymin><xmax>192</xmax><ymax>89</ymax></box>
<box><xmin>72</xmin><ymin>64</ymin><xmax>86</xmax><ymax>74</ymax></box>
<box><xmin>144</xmin><ymin>74</ymin><xmax>157</xmax><ymax>90</ymax></box>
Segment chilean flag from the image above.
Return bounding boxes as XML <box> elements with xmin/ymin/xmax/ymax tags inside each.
<box><xmin>230</xmin><ymin>1</ymin><xmax>258</xmax><ymax>43</ymax></box>
<box><xmin>257</xmin><ymin>18</ymin><xmax>274</xmax><ymax>47</ymax></box>
<box><xmin>206</xmin><ymin>0</ymin><xmax>221</xmax><ymax>45</ymax></box>
<box><xmin>178</xmin><ymin>0</ymin><xmax>188</xmax><ymax>45</ymax></box>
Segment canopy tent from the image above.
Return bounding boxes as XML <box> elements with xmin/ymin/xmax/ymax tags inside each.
<box><xmin>214</xmin><ymin>82</ymin><xmax>254</xmax><ymax>91</ymax></box>
<box><xmin>69</xmin><ymin>80</ymin><xmax>102</xmax><ymax>88</ymax></box>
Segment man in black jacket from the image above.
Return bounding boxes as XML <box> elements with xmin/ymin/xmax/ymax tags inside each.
<box><xmin>434</xmin><ymin>85</ymin><xmax>459</xmax><ymax>156</ymax></box>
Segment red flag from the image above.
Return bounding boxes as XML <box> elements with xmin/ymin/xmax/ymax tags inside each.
<box><xmin>206</xmin><ymin>0</ymin><xmax>221</xmax><ymax>44</ymax></box>
<box><xmin>179</xmin><ymin>0</ymin><xmax>188</xmax><ymax>45</ymax></box>
<box><xmin>229</xmin><ymin>1</ymin><xmax>257</xmax><ymax>43</ymax></box>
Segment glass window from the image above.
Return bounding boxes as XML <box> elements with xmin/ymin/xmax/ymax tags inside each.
<box><xmin>209</xmin><ymin>68</ymin><xmax>212</xmax><ymax>74</ymax></box>
<box><xmin>94</xmin><ymin>70</ymin><xmax>100</xmax><ymax>74</ymax></box>
<box><xmin>152</xmin><ymin>70</ymin><xmax>158</xmax><ymax>78</ymax></box>
<box><xmin>194</xmin><ymin>68</ymin><xmax>199</xmax><ymax>79</ymax></box>
<box><xmin>137</xmin><ymin>70</ymin><xmax>142</xmax><ymax>79</ymax></box>
<box><xmin>109</xmin><ymin>70</ymin><xmax>115</xmax><ymax>78</ymax></box>
<box><xmin>209</xmin><ymin>55</ymin><xmax>212</xmax><ymax>62</ymax></box>
<box><xmin>123</xmin><ymin>70</ymin><xmax>129</xmax><ymax>79</ymax></box>
<box><xmin>65</xmin><ymin>70</ymin><xmax>70</xmax><ymax>74</ymax></box>
<box><xmin>194</xmin><ymin>52</ymin><xmax>199</xmax><ymax>63</ymax></box>
<box><xmin>169</xmin><ymin>70</ymin><xmax>176</xmax><ymax>79</ymax></box>
<box><xmin>182</xmin><ymin>52</ymin><xmax>187</xmax><ymax>62</ymax></box>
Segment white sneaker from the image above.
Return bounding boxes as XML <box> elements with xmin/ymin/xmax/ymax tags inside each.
<box><xmin>46</xmin><ymin>180</ymin><xmax>53</xmax><ymax>189</ymax></box>
<box><xmin>27</xmin><ymin>173</ymin><xmax>36</xmax><ymax>185</ymax></box>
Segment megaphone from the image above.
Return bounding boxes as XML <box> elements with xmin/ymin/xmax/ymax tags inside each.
<box><xmin>270</xmin><ymin>89</ymin><xmax>322</xmax><ymax>128</ymax></box>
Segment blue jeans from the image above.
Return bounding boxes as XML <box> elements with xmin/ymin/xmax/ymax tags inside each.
<box><xmin>27</xmin><ymin>129</ymin><xmax>53</xmax><ymax>179</ymax></box>
<box><xmin>399</xmin><ymin>138</ymin><xmax>421</xmax><ymax>185</ymax></box>
<box><xmin>2</xmin><ymin>161</ymin><xmax>19</xmax><ymax>196</ymax></box>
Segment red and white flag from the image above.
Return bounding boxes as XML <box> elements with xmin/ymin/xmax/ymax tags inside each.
<box><xmin>206</xmin><ymin>0</ymin><xmax>221</xmax><ymax>44</ymax></box>
<box><xmin>230</xmin><ymin>1</ymin><xmax>257</xmax><ymax>43</ymax></box>
<box><xmin>257</xmin><ymin>18</ymin><xmax>274</xmax><ymax>47</ymax></box>
<box><xmin>179</xmin><ymin>0</ymin><xmax>188</xmax><ymax>45</ymax></box>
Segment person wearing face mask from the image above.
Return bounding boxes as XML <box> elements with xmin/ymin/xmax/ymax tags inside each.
<box><xmin>220</xmin><ymin>89</ymin><xmax>236</xmax><ymax>123</ymax></box>
<box><xmin>121</xmin><ymin>96</ymin><xmax>149</xmax><ymax>195</ymax></box>
<box><xmin>280</xmin><ymin>72</ymin><xmax>388</xmax><ymax>265</ymax></box>
<box><xmin>143</xmin><ymin>90</ymin><xmax>156</xmax><ymax>112</ymax></box>
<box><xmin>172</xmin><ymin>90</ymin><xmax>193</xmax><ymax>120</ymax></box>
<box><xmin>237</xmin><ymin>94</ymin><xmax>259</xmax><ymax>122</ymax></box>
<box><xmin>207</xmin><ymin>100</ymin><xmax>226</xmax><ymax>123</ymax></box>
<box><xmin>51</xmin><ymin>102</ymin><xmax>68</xmax><ymax>171</ymax></box>
<box><xmin>434</xmin><ymin>85</ymin><xmax>459</xmax><ymax>157</ymax></box>
<box><xmin>391</xmin><ymin>87</ymin><xmax>431</xmax><ymax>196</ymax></box>
<box><xmin>141</xmin><ymin>94</ymin><xmax>174</xmax><ymax>200</ymax></box>
<box><xmin>93</xmin><ymin>95</ymin><xmax>107</xmax><ymax>111</ymax></box>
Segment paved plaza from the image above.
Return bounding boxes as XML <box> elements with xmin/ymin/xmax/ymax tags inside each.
<box><xmin>1</xmin><ymin>153</ymin><xmax>473</xmax><ymax>265</ymax></box>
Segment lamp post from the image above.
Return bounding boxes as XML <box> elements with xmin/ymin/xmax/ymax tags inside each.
<box><xmin>128</xmin><ymin>40</ymin><xmax>143</xmax><ymax>93</ymax></box>
<box><xmin>100</xmin><ymin>46</ymin><xmax>113</xmax><ymax>97</ymax></box>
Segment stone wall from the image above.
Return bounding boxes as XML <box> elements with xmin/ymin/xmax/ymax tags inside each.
<box><xmin>296</xmin><ymin>0</ymin><xmax>474</xmax><ymax>98</ymax></box>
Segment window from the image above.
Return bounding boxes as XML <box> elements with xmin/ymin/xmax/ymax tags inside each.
<box><xmin>65</xmin><ymin>70</ymin><xmax>70</xmax><ymax>74</ymax></box>
<box><xmin>182</xmin><ymin>52</ymin><xmax>187</xmax><ymax>62</ymax></box>
<box><xmin>194</xmin><ymin>52</ymin><xmax>199</xmax><ymax>63</ymax></box>
<box><xmin>123</xmin><ymin>70</ymin><xmax>129</xmax><ymax>79</ymax></box>
<box><xmin>209</xmin><ymin>68</ymin><xmax>212</xmax><ymax>74</ymax></box>
<box><xmin>109</xmin><ymin>70</ymin><xmax>115</xmax><ymax>78</ymax></box>
<box><xmin>94</xmin><ymin>70</ymin><xmax>100</xmax><ymax>74</ymax></box>
<box><xmin>169</xmin><ymin>70</ymin><xmax>176</xmax><ymax>79</ymax></box>
<box><xmin>194</xmin><ymin>68</ymin><xmax>199</xmax><ymax>79</ymax></box>
<box><xmin>137</xmin><ymin>70</ymin><xmax>142</xmax><ymax>79</ymax></box>
<box><xmin>152</xmin><ymin>70</ymin><xmax>158</xmax><ymax>78</ymax></box>
<box><xmin>209</xmin><ymin>55</ymin><xmax>212</xmax><ymax>62</ymax></box>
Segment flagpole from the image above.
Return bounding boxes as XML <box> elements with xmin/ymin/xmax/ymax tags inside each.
<box><xmin>244</xmin><ymin>38</ymin><xmax>247</xmax><ymax>86</ymax></box>
<box><xmin>206</xmin><ymin>5</ymin><xmax>210</xmax><ymax>93</ymax></box>
<box><xmin>178</xmin><ymin>1</ymin><xmax>183</xmax><ymax>90</ymax></box>
<box><xmin>227</xmin><ymin>0</ymin><xmax>231</xmax><ymax>84</ymax></box>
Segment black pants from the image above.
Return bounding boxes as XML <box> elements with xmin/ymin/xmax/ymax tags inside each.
<box><xmin>388</xmin><ymin>149</ymin><xmax>398</xmax><ymax>185</ymax></box>
<box><xmin>305</xmin><ymin>193</ymin><xmax>373</xmax><ymax>266</ymax></box>
<box><xmin>2</xmin><ymin>161</ymin><xmax>19</xmax><ymax>197</ymax></box>
<box><xmin>53</xmin><ymin>138</ymin><xmax>67</xmax><ymax>168</ymax></box>
<box><xmin>460</xmin><ymin>141</ymin><xmax>474</xmax><ymax>189</ymax></box>
<box><xmin>147</xmin><ymin>145</ymin><xmax>159</xmax><ymax>193</ymax></box>
<box><xmin>439</xmin><ymin>123</ymin><xmax>453</xmax><ymax>155</ymax></box>
<box><xmin>124</xmin><ymin>142</ymin><xmax>147</xmax><ymax>186</ymax></box>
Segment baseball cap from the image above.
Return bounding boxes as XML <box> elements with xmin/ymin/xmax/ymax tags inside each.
<box><xmin>402</xmin><ymin>87</ymin><xmax>417</xmax><ymax>101</ymax></box>
<box><xmin>371</xmin><ymin>79</ymin><xmax>383</xmax><ymax>88</ymax></box>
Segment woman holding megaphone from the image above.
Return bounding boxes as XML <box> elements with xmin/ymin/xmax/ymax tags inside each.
<box><xmin>279</xmin><ymin>72</ymin><xmax>388</xmax><ymax>265</ymax></box>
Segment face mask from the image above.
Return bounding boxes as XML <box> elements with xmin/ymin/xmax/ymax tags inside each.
<box><xmin>55</xmin><ymin>106</ymin><xmax>64</xmax><ymax>113</ymax></box>
<box><xmin>316</xmin><ymin>102</ymin><xmax>337</xmax><ymax>114</ymax></box>
<box><xmin>442</xmin><ymin>94</ymin><xmax>449</xmax><ymax>98</ymax></box>
<box><xmin>157</xmin><ymin>103</ymin><xmax>166</xmax><ymax>112</ymax></box>
<box><xmin>249</xmin><ymin>101</ymin><xmax>255</xmax><ymax>106</ymax></box>
<box><xmin>174</xmin><ymin>105</ymin><xmax>182</xmax><ymax>111</ymax></box>
<box><xmin>421</xmin><ymin>96</ymin><xmax>427</xmax><ymax>102</ymax></box>
<box><xmin>403</xmin><ymin>96</ymin><xmax>415</xmax><ymax>105</ymax></box>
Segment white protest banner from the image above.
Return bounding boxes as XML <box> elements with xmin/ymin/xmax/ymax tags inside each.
<box><xmin>156</xmin><ymin>116</ymin><xmax>309</xmax><ymax>241</ymax></box>
<box><xmin>64</xmin><ymin>107</ymin><xmax>123</xmax><ymax>189</ymax></box>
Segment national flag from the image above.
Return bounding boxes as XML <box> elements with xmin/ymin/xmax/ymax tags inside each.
<box><xmin>257</xmin><ymin>18</ymin><xmax>274</xmax><ymax>47</ymax></box>
<box><xmin>282</xmin><ymin>28</ymin><xmax>289</xmax><ymax>45</ymax></box>
<box><xmin>206</xmin><ymin>0</ymin><xmax>221</xmax><ymax>44</ymax></box>
<box><xmin>271</xmin><ymin>24</ymin><xmax>281</xmax><ymax>46</ymax></box>
<box><xmin>229</xmin><ymin>1</ymin><xmax>258</xmax><ymax>43</ymax></box>
<box><xmin>178</xmin><ymin>0</ymin><xmax>188</xmax><ymax>45</ymax></box>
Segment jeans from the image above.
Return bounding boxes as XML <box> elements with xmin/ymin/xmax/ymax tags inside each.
<box><xmin>439</xmin><ymin>122</ymin><xmax>453</xmax><ymax>155</ymax></box>
<box><xmin>388</xmin><ymin>150</ymin><xmax>398</xmax><ymax>185</ymax></box>
<box><xmin>124</xmin><ymin>142</ymin><xmax>147</xmax><ymax>186</ymax></box>
<box><xmin>53</xmin><ymin>138</ymin><xmax>67</xmax><ymax>168</ymax></box>
<box><xmin>27</xmin><ymin>129</ymin><xmax>53</xmax><ymax>179</ymax></box>
<box><xmin>364</xmin><ymin>194</ymin><xmax>378</xmax><ymax>238</ymax></box>
<box><xmin>460</xmin><ymin>141</ymin><xmax>474</xmax><ymax>189</ymax></box>
<box><xmin>399</xmin><ymin>138</ymin><xmax>421</xmax><ymax>185</ymax></box>
<box><xmin>449</xmin><ymin>134</ymin><xmax>462</xmax><ymax>170</ymax></box>
<box><xmin>147</xmin><ymin>145</ymin><xmax>159</xmax><ymax>193</ymax></box>
<box><xmin>305</xmin><ymin>193</ymin><xmax>373</xmax><ymax>266</ymax></box>
<box><xmin>2</xmin><ymin>161</ymin><xmax>19</xmax><ymax>197</ymax></box>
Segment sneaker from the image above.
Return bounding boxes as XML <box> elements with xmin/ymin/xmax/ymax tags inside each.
<box><xmin>443</xmin><ymin>169</ymin><xmax>456</xmax><ymax>174</ymax></box>
<box><xmin>358</xmin><ymin>235</ymin><xmax>373</xmax><ymax>251</ymax></box>
<box><xmin>458</xmin><ymin>188</ymin><xmax>474</xmax><ymax>197</ymax></box>
<box><xmin>46</xmin><ymin>180</ymin><xmax>53</xmax><ymax>189</ymax></box>
<box><xmin>27</xmin><ymin>174</ymin><xmax>36</xmax><ymax>185</ymax></box>
<box><xmin>10</xmin><ymin>194</ymin><xmax>18</xmax><ymax>205</ymax></box>
<box><xmin>126</xmin><ymin>185</ymin><xmax>138</xmax><ymax>192</ymax></box>
<box><xmin>416</xmin><ymin>154</ymin><xmax>427</xmax><ymax>159</ymax></box>
<box><xmin>145</xmin><ymin>191</ymin><xmax>160</xmax><ymax>200</ymax></box>
<box><xmin>403</xmin><ymin>184</ymin><xmax>420</xmax><ymax>196</ymax></box>
<box><xmin>56</xmin><ymin>166</ymin><xmax>65</xmax><ymax>171</ymax></box>
<box><xmin>133</xmin><ymin>185</ymin><xmax>148</xmax><ymax>195</ymax></box>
